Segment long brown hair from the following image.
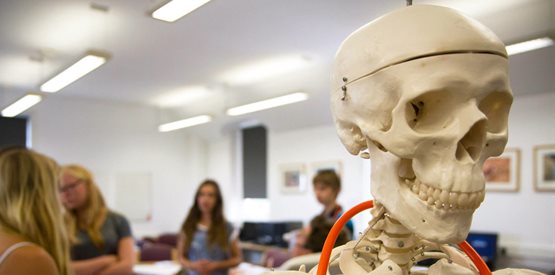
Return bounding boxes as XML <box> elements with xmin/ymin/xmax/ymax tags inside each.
<box><xmin>0</xmin><ymin>147</ymin><xmax>72</xmax><ymax>275</ymax></box>
<box><xmin>181</xmin><ymin>179</ymin><xmax>228</xmax><ymax>252</ymax></box>
<box><xmin>61</xmin><ymin>164</ymin><xmax>108</xmax><ymax>249</ymax></box>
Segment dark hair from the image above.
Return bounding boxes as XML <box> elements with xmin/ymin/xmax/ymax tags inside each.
<box><xmin>180</xmin><ymin>179</ymin><xmax>228</xmax><ymax>251</ymax></box>
<box><xmin>312</xmin><ymin>170</ymin><xmax>341</xmax><ymax>195</ymax></box>
<box><xmin>304</xmin><ymin>215</ymin><xmax>349</xmax><ymax>252</ymax></box>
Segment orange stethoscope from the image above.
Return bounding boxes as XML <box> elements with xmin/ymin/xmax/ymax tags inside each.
<box><xmin>317</xmin><ymin>200</ymin><xmax>492</xmax><ymax>275</ymax></box>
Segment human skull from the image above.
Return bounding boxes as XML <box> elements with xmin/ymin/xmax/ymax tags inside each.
<box><xmin>331</xmin><ymin>5</ymin><xmax>512</xmax><ymax>243</ymax></box>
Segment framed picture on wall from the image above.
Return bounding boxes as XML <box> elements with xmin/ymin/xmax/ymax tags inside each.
<box><xmin>534</xmin><ymin>144</ymin><xmax>555</xmax><ymax>192</ymax></box>
<box><xmin>483</xmin><ymin>148</ymin><xmax>520</xmax><ymax>192</ymax></box>
<box><xmin>309</xmin><ymin>160</ymin><xmax>343</xmax><ymax>180</ymax></box>
<box><xmin>280</xmin><ymin>163</ymin><xmax>308</xmax><ymax>193</ymax></box>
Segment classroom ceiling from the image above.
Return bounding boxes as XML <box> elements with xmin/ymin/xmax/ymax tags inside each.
<box><xmin>0</xmin><ymin>0</ymin><xmax>554</xmax><ymax>138</ymax></box>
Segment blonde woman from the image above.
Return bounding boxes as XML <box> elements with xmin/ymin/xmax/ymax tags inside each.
<box><xmin>60</xmin><ymin>165</ymin><xmax>134</xmax><ymax>275</ymax></box>
<box><xmin>0</xmin><ymin>147</ymin><xmax>72</xmax><ymax>275</ymax></box>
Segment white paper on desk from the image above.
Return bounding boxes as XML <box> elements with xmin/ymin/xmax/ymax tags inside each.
<box><xmin>231</xmin><ymin>262</ymin><xmax>271</xmax><ymax>275</ymax></box>
<box><xmin>133</xmin><ymin>261</ymin><xmax>181</xmax><ymax>275</ymax></box>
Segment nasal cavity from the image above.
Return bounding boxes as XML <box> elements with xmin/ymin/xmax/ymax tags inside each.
<box><xmin>456</xmin><ymin>120</ymin><xmax>486</xmax><ymax>162</ymax></box>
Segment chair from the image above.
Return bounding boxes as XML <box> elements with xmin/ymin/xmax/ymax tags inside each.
<box><xmin>157</xmin><ymin>233</ymin><xmax>179</xmax><ymax>247</ymax></box>
<box><xmin>139</xmin><ymin>243</ymin><xmax>174</xmax><ymax>262</ymax></box>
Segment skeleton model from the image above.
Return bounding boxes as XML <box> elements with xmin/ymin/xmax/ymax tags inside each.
<box><xmin>265</xmin><ymin>4</ymin><xmax>543</xmax><ymax>275</ymax></box>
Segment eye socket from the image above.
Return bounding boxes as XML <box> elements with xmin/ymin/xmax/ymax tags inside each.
<box><xmin>405</xmin><ymin>91</ymin><xmax>455</xmax><ymax>133</ymax></box>
<box><xmin>478</xmin><ymin>92</ymin><xmax>512</xmax><ymax>134</ymax></box>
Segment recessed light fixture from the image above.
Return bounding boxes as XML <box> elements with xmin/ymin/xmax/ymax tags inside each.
<box><xmin>158</xmin><ymin>115</ymin><xmax>212</xmax><ymax>132</ymax></box>
<box><xmin>1</xmin><ymin>94</ymin><xmax>42</xmax><ymax>117</ymax></box>
<box><xmin>151</xmin><ymin>0</ymin><xmax>212</xmax><ymax>22</ymax></box>
<box><xmin>506</xmin><ymin>37</ymin><xmax>554</xmax><ymax>56</ymax></box>
<box><xmin>40</xmin><ymin>50</ymin><xmax>110</xmax><ymax>93</ymax></box>
<box><xmin>222</xmin><ymin>56</ymin><xmax>310</xmax><ymax>85</ymax></box>
<box><xmin>226</xmin><ymin>92</ymin><xmax>308</xmax><ymax>116</ymax></box>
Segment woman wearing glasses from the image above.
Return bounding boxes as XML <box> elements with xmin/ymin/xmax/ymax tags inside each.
<box><xmin>59</xmin><ymin>164</ymin><xmax>134</xmax><ymax>275</ymax></box>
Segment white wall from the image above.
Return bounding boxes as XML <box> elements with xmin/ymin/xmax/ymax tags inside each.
<box><xmin>29</xmin><ymin>95</ymin><xmax>205</xmax><ymax>238</ymax></box>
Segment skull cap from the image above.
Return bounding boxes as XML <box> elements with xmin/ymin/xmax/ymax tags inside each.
<box><xmin>333</xmin><ymin>5</ymin><xmax>507</xmax><ymax>91</ymax></box>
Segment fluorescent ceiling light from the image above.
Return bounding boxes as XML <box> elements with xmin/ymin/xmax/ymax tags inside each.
<box><xmin>152</xmin><ymin>86</ymin><xmax>211</xmax><ymax>107</ymax></box>
<box><xmin>223</xmin><ymin>56</ymin><xmax>309</xmax><ymax>85</ymax></box>
<box><xmin>40</xmin><ymin>50</ymin><xmax>110</xmax><ymax>93</ymax></box>
<box><xmin>158</xmin><ymin>115</ymin><xmax>212</xmax><ymax>132</ymax></box>
<box><xmin>152</xmin><ymin>0</ymin><xmax>211</xmax><ymax>22</ymax></box>
<box><xmin>1</xmin><ymin>94</ymin><xmax>42</xmax><ymax>117</ymax></box>
<box><xmin>226</xmin><ymin>92</ymin><xmax>308</xmax><ymax>116</ymax></box>
<box><xmin>506</xmin><ymin>37</ymin><xmax>554</xmax><ymax>56</ymax></box>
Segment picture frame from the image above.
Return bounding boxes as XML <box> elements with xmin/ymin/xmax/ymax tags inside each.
<box><xmin>309</xmin><ymin>160</ymin><xmax>343</xmax><ymax>180</ymax></box>
<box><xmin>483</xmin><ymin>148</ymin><xmax>520</xmax><ymax>192</ymax></box>
<box><xmin>533</xmin><ymin>144</ymin><xmax>555</xmax><ymax>192</ymax></box>
<box><xmin>280</xmin><ymin>163</ymin><xmax>308</xmax><ymax>193</ymax></box>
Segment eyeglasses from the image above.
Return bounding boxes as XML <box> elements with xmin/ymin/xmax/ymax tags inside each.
<box><xmin>59</xmin><ymin>180</ymin><xmax>83</xmax><ymax>193</ymax></box>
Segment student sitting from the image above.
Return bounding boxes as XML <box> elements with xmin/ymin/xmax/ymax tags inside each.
<box><xmin>311</xmin><ymin>170</ymin><xmax>353</xmax><ymax>238</ymax></box>
<box><xmin>262</xmin><ymin>170</ymin><xmax>352</xmax><ymax>268</ymax></box>
<box><xmin>177</xmin><ymin>179</ymin><xmax>242</xmax><ymax>275</ymax></box>
<box><xmin>60</xmin><ymin>164</ymin><xmax>135</xmax><ymax>275</ymax></box>
<box><xmin>0</xmin><ymin>147</ymin><xmax>72</xmax><ymax>275</ymax></box>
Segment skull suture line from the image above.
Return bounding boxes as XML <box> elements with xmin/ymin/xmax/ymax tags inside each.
<box><xmin>331</xmin><ymin>5</ymin><xmax>513</xmax><ymax>244</ymax></box>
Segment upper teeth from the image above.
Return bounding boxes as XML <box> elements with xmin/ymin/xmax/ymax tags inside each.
<box><xmin>404</xmin><ymin>178</ymin><xmax>484</xmax><ymax>210</ymax></box>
